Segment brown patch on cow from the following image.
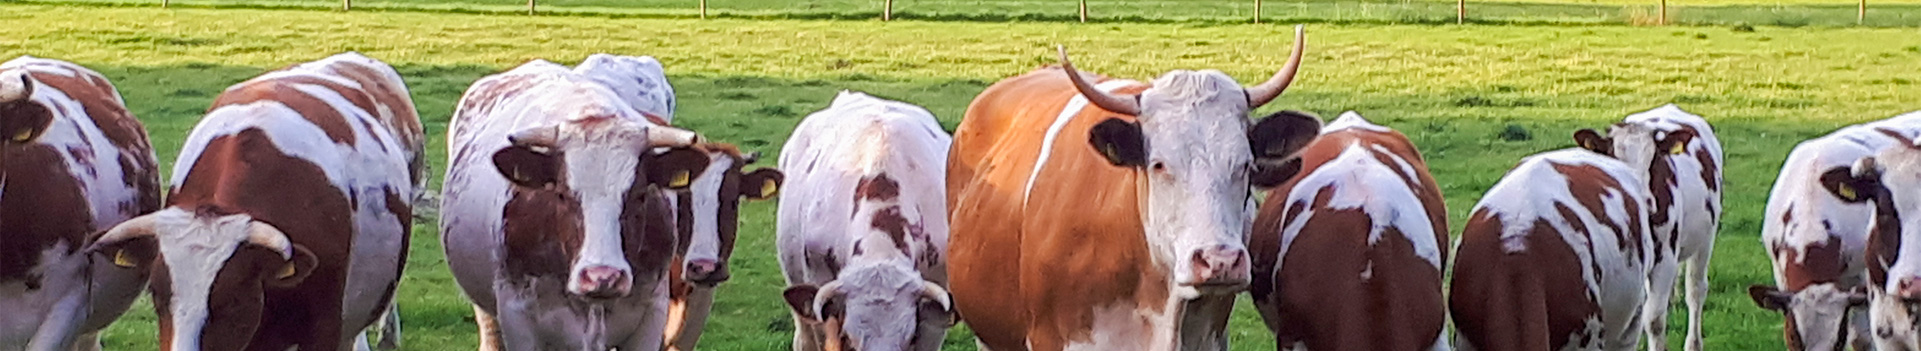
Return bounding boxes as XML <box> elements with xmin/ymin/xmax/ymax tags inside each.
<box><xmin>1551</xmin><ymin>163</ymin><xmax>1645</xmax><ymax>263</ymax></box>
<box><xmin>501</xmin><ymin>147</ymin><xmax>677</xmax><ymax>289</ymax></box>
<box><xmin>1268</xmin><ymin>202</ymin><xmax>1444</xmax><ymax>350</ymax></box>
<box><xmin>1554</xmin><ymin>203</ymin><xmax>1607</xmax><ymax>284</ymax></box>
<box><xmin>1451</xmin><ymin>209</ymin><xmax>1604</xmax><ymax>351</ymax></box>
<box><xmin>1695</xmin><ymin>148</ymin><xmax>1720</xmax><ymax>192</ymax></box>
<box><xmin>1776</xmin><ymin>237</ymin><xmax>1846</xmax><ymax>290</ymax></box>
<box><xmin>210</xmin><ymin>77</ymin><xmax>371</xmax><ymax>145</ymax></box>
<box><xmin>871</xmin><ymin>206</ymin><xmax>913</xmax><ymax>252</ymax></box>
<box><xmin>22</xmin><ymin>70</ymin><xmax>162</xmax><ymax>218</ymax></box>
<box><xmin>161</xmin><ymin>129</ymin><xmax>355</xmax><ymax>351</ymax></box>
<box><xmin>1866</xmin><ymin>181</ymin><xmax>1903</xmax><ymax>288</ymax></box>
<box><xmin>855</xmin><ymin>174</ymin><xmax>901</xmax><ymax>204</ymax></box>
<box><xmin>0</xmin><ymin>144</ymin><xmax>93</xmax><ymax>284</ymax></box>
<box><xmin>1876</xmin><ymin>127</ymin><xmax>1918</xmax><ymax>148</ymax></box>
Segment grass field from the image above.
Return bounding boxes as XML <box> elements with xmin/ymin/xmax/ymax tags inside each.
<box><xmin>6</xmin><ymin>2</ymin><xmax>1921</xmax><ymax>350</ymax></box>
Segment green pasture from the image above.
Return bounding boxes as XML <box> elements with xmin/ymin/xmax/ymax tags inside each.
<box><xmin>4</xmin><ymin>3</ymin><xmax>1921</xmax><ymax>350</ymax></box>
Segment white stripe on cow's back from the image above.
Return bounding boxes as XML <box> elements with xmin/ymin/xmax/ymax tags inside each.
<box><xmin>1277</xmin><ymin>140</ymin><xmax>1442</xmax><ymax>270</ymax></box>
<box><xmin>1322</xmin><ymin>111</ymin><xmax>1392</xmax><ymax>134</ymax></box>
<box><xmin>1023</xmin><ymin>79</ymin><xmax>1141</xmax><ymax>206</ymax></box>
<box><xmin>0</xmin><ymin>56</ymin><xmax>148</xmax><ymax>227</ymax></box>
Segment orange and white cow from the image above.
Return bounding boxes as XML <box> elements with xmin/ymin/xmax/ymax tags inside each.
<box><xmin>1573</xmin><ymin>105</ymin><xmax>1723</xmax><ymax>351</ymax></box>
<box><xmin>0</xmin><ymin>56</ymin><xmax>161</xmax><ymax>351</ymax></box>
<box><xmin>1793</xmin><ymin>111</ymin><xmax>1921</xmax><ymax>350</ymax></box>
<box><xmin>1248</xmin><ymin>111</ymin><xmax>1448</xmax><ymax>350</ymax></box>
<box><xmin>1747</xmin><ymin>112</ymin><xmax>1921</xmax><ymax>351</ymax></box>
<box><xmin>946</xmin><ymin>26</ymin><xmax>1319</xmax><ymax>351</ymax></box>
<box><xmin>1451</xmin><ymin>149</ymin><xmax>1656</xmax><ymax>351</ymax></box>
<box><xmin>88</xmin><ymin>52</ymin><xmax>424</xmax><ymax>351</ymax></box>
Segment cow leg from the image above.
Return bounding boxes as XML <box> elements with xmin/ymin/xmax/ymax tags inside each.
<box><xmin>1851</xmin><ymin>307</ymin><xmax>1874</xmax><ymax>351</ymax></box>
<box><xmin>27</xmin><ymin>285</ymin><xmax>87</xmax><ymax>351</ymax></box>
<box><xmin>1642</xmin><ymin>253</ymin><xmax>1679</xmax><ymax>351</ymax></box>
<box><xmin>354</xmin><ymin>331</ymin><xmax>374</xmax><ymax>351</ymax></box>
<box><xmin>1682</xmin><ymin>248</ymin><xmax>1712</xmax><ymax>351</ymax></box>
<box><xmin>1427</xmin><ymin>331</ymin><xmax>1452</xmax><ymax>351</ymax></box>
<box><xmin>374</xmin><ymin>301</ymin><xmax>402</xmax><ymax>351</ymax></box>
<box><xmin>475</xmin><ymin>305</ymin><xmax>505</xmax><ymax>351</ymax></box>
<box><xmin>791</xmin><ymin>313</ymin><xmax>823</xmax><ymax>351</ymax></box>
<box><xmin>667</xmin><ymin>287</ymin><xmax>716</xmax><ymax>351</ymax></box>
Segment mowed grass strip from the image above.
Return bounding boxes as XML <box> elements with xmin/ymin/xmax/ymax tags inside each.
<box><xmin>2</xmin><ymin>4</ymin><xmax>1915</xmax><ymax>350</ymax></box>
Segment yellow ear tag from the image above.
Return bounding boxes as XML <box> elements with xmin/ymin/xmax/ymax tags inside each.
<box><xmin>759</xmin><ymin>179</ymin><xmax>780</xmax><ymax>198</ymax></box>
<box><xmin>12</xmin><ymin>130</ymin><xmax>33</xmax><ymax>143</ymax></box>
<box><xmin>112</xmin><ymin>250</ymin><xmax>136</xmax><ymax>268</ymax></box>
<box><xmin>276</xmin><ymin>263</ymin><xmax>297</xmax><ymax>279</ymax></box>
<box><xmin>1669</xmin><ymin>142</ymin><xmax>1686</xmax><ymax>155</ymax></box>
<box><xmin>670</xmin><ymin>170</ymin><xmax>691</xmax><ymax>188</ymax></box>
<box><xmin>1839</xmin><ymin>184</ymin><xmax>1858</xmax><ymax>201</ymax></box>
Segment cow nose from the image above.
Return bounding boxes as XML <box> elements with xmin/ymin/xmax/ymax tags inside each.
<box><xmin>1185</xmin><ymin>245</ymin><xmax>1250</xmax><ymax>290</ymax></box>
<box><xmin>573</xmin><ymin>265</ymin><xmax>631</xmax><ymax>298</ymax></box>
<box><xmin>684</xmin><ymin>258</ymin><xmax>727</xmax><ymax>286</ymax></box>
<box><xmin>1900</xmin><ymin>277</ymin><xmax>1921</xmax><ymax>298</ymax></box>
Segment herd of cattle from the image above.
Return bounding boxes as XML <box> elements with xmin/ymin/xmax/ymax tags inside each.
<box><xmin>3</xmin><ymin>25</ymin><xmax>1920</xmax><ymax>351</ymax></box>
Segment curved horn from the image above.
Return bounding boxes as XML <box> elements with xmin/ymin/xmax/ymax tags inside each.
<box><xmin>811</xmin><ymin>280</ymin><xmax>846</xmax><ymax>317</ymax></box>
<box><xmin>647</xmin><ymin>125</ymin><xmax>702</xmax><ymax>147</ymax></box>
<box><xmin>0</xmin><ymin>70</ymin><xmax>33</xmax><ymax>103</ymax></box>
<box><xmin>1057</xmin><ymin>45</ymin><xmax>1140</xmax><ymax>116</ymax></box>
<box><xmin>92</xmin><ymin>213</ymin><xmax>159</xmax><ymax>251</ymax></box>
<box><xmin>1244</xmin><ymin>25</ymin><xmax>1308</xmax><ymax>109</ymax></box>
<box><xmin>245</xmin><ymin>222</ymin><xmax>295</xmax><ymax>260</ymax></box>
<box><xmin>507</xmin><ymin>125</ymin><xmax>560</xmax><ymax>148</ymax></box>
<box><xmin>918</xmin><ymin>281</ymin><xmax>952</xmax><ymax>310</ymax></box>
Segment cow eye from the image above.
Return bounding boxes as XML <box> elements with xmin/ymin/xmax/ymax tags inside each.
<box><xmin>1150</xmin><ymin>161</ymin><xmax>1166</xmax><ymax>172</ymax></box>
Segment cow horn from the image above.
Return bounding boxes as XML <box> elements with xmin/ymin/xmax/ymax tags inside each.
<box><xmin>742</xmin><ymin>151</ymin><xmax>762</xmax><ymax>165</ymax></box>
<box><xmin>1057</xmin><ymin>45</ymin><xmax>1140</xmax><ymax>116</ymax></box>
<box><xmin>507</xmin><ymin>125</ymin><xmax>561</xmax><ymax>149</ymax></box>
<box><xmin>245</xmin><ymin>222</ymin><xmax>295</xmax><ymax>260</ymax></box>
<box><xmin>1244</xmin><ymin>25</ymin><xmax>1308</xmax><ymax>110</ymax></box>
<box><xmin>918</xmin><ymin>281</ymin><xmax>952</xmax><ymax>311</ymax></box>
<box><xmin>0</xmin><ymin>70</ymin><xmax>32</xmax><ymax>103</ymax></box>
<box><xmin>811</xmin><ymin>280</ymin><xmax>846</xmax><ymax>317</ymax></box>
<box><xmin>648</xmin><ymin>125</ymin><xmax>702</xmax><ymax>147</ymax></box>
<box><xmin>92</xmin><ymin>213</ymin><xmax>160</xmax><ymax>250</ymax></box>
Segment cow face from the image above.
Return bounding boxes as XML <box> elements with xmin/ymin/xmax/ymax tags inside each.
<box><xmin>1751</xmin><ymin>284</ymin><xmax>1869</xmax><ymax>351</ymax></box>
<box><xmin>678</xmin><ymin>148</ymin><xmax>782</xmax><ymax>286</ymax></box>
<box><xmin>492</xmin><ymin>118</ymin><xmax>711</xmax><ymax>298</ymax></box>
<box><xmin>85</xmin><ymin>208</ymin><xmax>318</xmax><ymax>351</ymax></box>
<box><xmin>783</xmin><ymin>264</ymin><xmax>954</xmax><ymax>351</ymax></box>
<box><xmin>1061</xmin><ymin>26</ymin><xmax>1318</xmax><ymax>295</ymax></box>
<box><xmin>1573</xmin><ymin>122</ymin><xmax>1697</xmax><ymax>182</ymax></box>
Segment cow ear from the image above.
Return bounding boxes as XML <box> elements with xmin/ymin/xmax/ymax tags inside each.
<box><xmin>1249</xmin><ymin>111</ymin><xmax>1321</xmax><ymax>186</ymax></box>
<box><xmin>1250</xmin><ymin>157</ymin><xmax>1304</xmax><ymax>190</ymax></box>
<box><xmin>1748</xmin><ymin>285</ymin><xmax>1790</xmax><ymax>311</ymax></box>
<box><xmin>87</xmin><ymin>235</ymin><xmax>156</xmax><ymax>270</ymax></box>
<box><xmin>648</xmin><ymin>147</ymin><xmax>711</xmax><ymax>190</ymax></box>
<box><xmin>1819</xmin><ymin>165</ymin><xmax>1877</xmax><ymax>203</ymax></box>
<box><xmin>1658</xmin><ymin>129</ymin><xmax>1697</xmax><ymax>156</ymax></box>
<box><xmin>267</xmin><ymin>245</ymin><xmax>318</xmax><ymax>289</ymax></box>
<box><xmin>0</xmin><ymin>74</ymin><xmax>52</xmax><ymax>145</ymax></box>
<box><xmin>783</xmin><ymin>284</ymin><xmax>821</xmax><ymax>321</ymax></box>
<box><xmin>1088</xmin><ymin>118</ymin><xmax>1146</xmax><ymax>167</ymax></box>
<box><xmin>1573</xmin><ymin>129</ymin><xmax>1612</xmax><ymax>155</ymax></box>
<box><xmin>493</xmin><ymin>145</ymin><xmax>559</xmax><ymax>188</ymax></box>
<box><xmin>738</xmin><ymin>168</ymin><xmax>784</xmax><ymax>200</ymax></box>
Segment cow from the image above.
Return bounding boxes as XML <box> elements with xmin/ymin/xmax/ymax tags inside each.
<box><xmin>1247</xmin><ymin>111</ymin><xmax>1448</xmax><ymax>351</ymax></box>
<box><xmin>0</xmin><ymin>56</ymin><xmax>160</xmax><ymax>351</ymax></box>
<box><xmin>945</xmin><ymin>25</ymin><xmax>1319</xmax><ymax>351</ymax></box>
<box><xmin>776</xmin><ymin>91</ymin><xmax>954</xmax><ymax>351</ymax></box>
<box><xmin>660</xmin><ymin>143</ymin><xmax>783</xmax><ymax>351</ymax></box>
<box><xmin>1450</xmin><ymin>148</ymin><xmax>1656</xmax><ymax>351</ymax></box>
<box><xmin>1572</xmin><ymin>104</ymin><xmax>1724</xmax><ymax>351</ymax></box>
<box><xmin>1747</xmin><ymin>112</ymin><xmax>1921</xmax><ymax>351</ymax></box>
<box><xmin>439</xmin><ymin>58</ymin><xmax>713</xmax><ymax>351</ymax></box>
<box><xmin>82</xmin><ymin>52</ymin><xmax>423</xmax><ymax>351</ymax></box>
<box><xmin>1785</xmin><ymin>111</ymin><xmax>1921</xmax><ymax>351</ymax></box>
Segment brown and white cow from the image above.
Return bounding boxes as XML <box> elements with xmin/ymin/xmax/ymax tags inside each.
<box><xmin>85</xmin><ymin>52</ymin><xmax>423</xmax><ymax>351</ymax></box>
<box><xmin>1450</xmin><ymin>148</ymin><xmax>1656</xmax><ymax>351</ymax></box>
<box><xmin>661</xmin><ymin>143</ymin><xmax>783</xmax><ymax>351</ymax></box>
<box><xmin>1791</xmin><ymin>111</ymin><xmax>1921</xmax><ymax>351</ymax></box>
<box><xmin>0</xmin><ymin>56</ymin><xmax>160</xmax><ymax>351</ymax></box>
<box><xmin>946</xmin><ymin>26</ymin><xmax>1318</xmax><ymax>351</ymax></box>
<box><xmin>440</xmin><ymin>59</ymin><xmax>711</xmax><ymax>351</ymax></box>
<box><xmin>1747</xmin><ymin>112</ymin><xmax>1921</xmax><ymax>351</ymax></box>
<box><xmin>1573</xmin><ymin>104</ymin><xmax>1724</xmax><ymax>351</ymax></box>
<box><xmin>776</xmin><ymin>91</ymin><xmax>954</xmax><ymax>351</ymax></box>
<box><xmin>1247</xmin><ymin>111</ymin><xmax>1448</xmax><ymax>351</ymax></box>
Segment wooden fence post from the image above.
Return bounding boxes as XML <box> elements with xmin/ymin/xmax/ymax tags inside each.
<box><xmin>528</xmin><ymin>0</ymin><xmax>535</xmax><ymax>15</ymax></box>
<box><xmin>1079</xmin><ymin>0</ymin><xmax>1087</xmax><ymax>22</ymax></box>
<box><xmin>343</xmin><ymin>0</ymin><xmax>351</xmax><ymax>11</ymax></box>
<box><xmin>884</xmin><ymin>0</ymin><xmax>893</xmax><ymax>20</ymax></box>
<box><xmin>1457</xmin><ymin>0</ymin><xmax>1465</xmax><ymax>23</ymax></box>
<box><xmin>162</xmin><ymin>0</ymin><xmax>168</xmax><ymax>7</ymax></box>
<box><xmin>1659</xmin><ymin>0</ymin><xmax>1668</xmax><ymax>24</ymax></box>
<box><xmin>1253</xmin><ymin>0</ymin><xmax>1261</xmax><ymax>23</ymax></box>
<box><xmin>1860</xmin><ymin>0</ymin><xmax>1867</xmax><ymax>24</ymax></box>
<box><xmin>700</xmin><ymin>0</ymin><xmax>707</xmax><ymax>18</ymax></box>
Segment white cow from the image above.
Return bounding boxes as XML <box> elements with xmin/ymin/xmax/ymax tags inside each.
<box><xmin>777</xmin><ymin>91</ymin><xmax>955</xmax><ymax>351</ymax></box>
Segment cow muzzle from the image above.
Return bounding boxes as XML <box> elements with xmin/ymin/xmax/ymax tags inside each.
<box><xmin>1180</xmin><ymin>244</ymin><xmax>1250</xmax><ymax>292</ymax></box>
<box><xmin>683</xmin><ymin>258</ymin><xmax>729</xmax><ymax>286</ymax></box>
<box><xmin>572</xmin><ymin>265</ymin><xmax>632</xmax><ymax>298</ymax></box>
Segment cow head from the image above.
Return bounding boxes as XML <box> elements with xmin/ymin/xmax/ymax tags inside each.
<box><xmin>782</xmin><ymin>175</ymin><xmax>952</xmax><ymax>351</ymax></box>
<box><xmin>1750</xmin><ymin>283</ymin><xmax>1869</xmax><ymax>351</ymax></box>
<box><xmin>84</xmin><ymin>208</ymin><xmax>319</xmax><ymax>351</ymax></box>
<box><xmin>1061</xmin><ymin>25</ymin><xmax>1320</xmax><ymax>295</ymax></box>
<box><xmin>678</xmin><ymin>147</ymin><xmax>783</xmax><ymax>286</ymax></box>
<box><xmin>0</xmin><ymin>70</ymin><xmax>53</xmax><ymax>166</ymax></box>
<box><xmin>1820</xmin><ymin>146</ymin><xmax>1921</xmax><ymax>348</ymax></box>
<box><xmin>492</xmin><ymin>118</ymin><xmax>711</xmax><ymax>298</ymax></box>
<box><xmin>1573</xmin><ymin>121</ymin><xmax>1697</xmax><ymax>183</ymax></box>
